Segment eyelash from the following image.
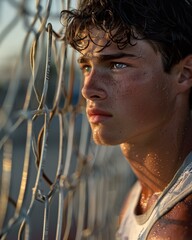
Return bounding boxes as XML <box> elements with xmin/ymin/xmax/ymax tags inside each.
<box><xmin>111</xmin><ymin>62</ymin><xmax>127</xmax><ymax>70</ymax></box>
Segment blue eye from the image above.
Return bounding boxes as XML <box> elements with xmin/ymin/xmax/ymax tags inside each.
<box><xmin>112</xmin><ymin>63</ymin><xmax>127</xmax><ymax>69</ymax></box>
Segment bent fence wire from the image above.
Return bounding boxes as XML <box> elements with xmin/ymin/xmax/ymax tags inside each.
<box><xmin>0</xmin><ymin>0</ymin><xmax>135</xmax><ymax>239</ymax></box>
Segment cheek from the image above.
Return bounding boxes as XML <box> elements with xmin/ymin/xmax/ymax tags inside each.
<box><xmin>111</xmin><ymin>78</ymin><xmax>137</xmax><ymax>101</ymax></box>
<box><xmin>115</xmin><ymin>76</ymin><xmax>171</xmax><ymax>119</ymax></box>
<box><xmin>112</xmin><ymin>70</ymin><xmax>149</xmax><ymax>98</ymax></box>
<box><xmin>110</xmin><ymin>67</ymin><xmax>172</xmax><ymax>112</ymax></box>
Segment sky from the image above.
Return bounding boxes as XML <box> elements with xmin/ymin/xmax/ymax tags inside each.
<box><xmin>0</xmin><ymin>0</ymin><xmax>77</xmax><ymax>81</ymax></box>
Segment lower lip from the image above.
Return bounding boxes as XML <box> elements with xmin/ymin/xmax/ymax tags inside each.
<box><xmin>88</xmin><ymin>114</ymin><xmax>112</xmax><ymax>124</ymax></box>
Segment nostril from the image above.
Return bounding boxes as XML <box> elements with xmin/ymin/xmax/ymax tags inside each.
<box><xmin>82</xmin><ymin>86</ymin><xmax>107</xmax><ymax>100</ymax></box>
<box><xmin>90</xmin><ymin>95</ymin><xmax>102</xmax><ymax>99</ymax></box>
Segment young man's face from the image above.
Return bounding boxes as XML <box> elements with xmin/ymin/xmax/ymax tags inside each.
<box><xmin>78</xmin><ymin>30</ymin><xmax>178</xmax><ymax>145</ymax></box>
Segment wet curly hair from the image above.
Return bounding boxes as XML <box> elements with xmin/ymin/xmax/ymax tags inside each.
<box><xmin>61</xmin><ymin>0</ymin><xmax>192</xmax><ymax>108</ymax></box>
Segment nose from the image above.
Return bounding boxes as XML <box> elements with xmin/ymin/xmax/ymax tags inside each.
<box><xmin>81</xmin><ymin>70</ymin><xmax>107</xmax><ymax>101</ymax></box>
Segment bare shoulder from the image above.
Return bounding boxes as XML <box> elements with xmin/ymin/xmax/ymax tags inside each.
<box><xmin>148</xmin><ymin>194</ymin><xmax>192</xmax><ymax>240</ymax></box>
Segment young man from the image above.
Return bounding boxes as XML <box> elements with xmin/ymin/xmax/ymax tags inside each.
<box><xmin>61</xmin><ymin>0</ymin><xmax>192</xmax><ymax>239</ymax></box>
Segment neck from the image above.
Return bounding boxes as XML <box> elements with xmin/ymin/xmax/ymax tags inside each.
<box><xmin>120</xmin><ymin>113</ymin><xmax>192</xmax><ymax>195</ymax></box>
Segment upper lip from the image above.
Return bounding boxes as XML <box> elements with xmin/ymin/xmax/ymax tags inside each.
<box><xmin>87</xmin><ymin>108</ymin><xmax>112</xmax><ymax>117</ymax></box>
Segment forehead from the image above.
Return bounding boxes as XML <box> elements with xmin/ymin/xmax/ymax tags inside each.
<box><xmin>78</xmin><ymin>28</ymin><xmax>111</xmax><ymax>53</ymax></box>
<box><xmin>80</xmin><ymin>29</ymin><xmax>130</xmax><ymax>54</ymax></box>
<box><xmin>78</xmin><ymin>28</ymin><xmax>157</xmax><ymax>60</ymax></box>
<box><xmin>80</xmin><ymin>27</ymin><xmax>161</xmax><ymax>58</ymax></box>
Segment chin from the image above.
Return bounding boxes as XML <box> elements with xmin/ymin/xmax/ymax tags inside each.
<box><xmin>92</xmin><ymin>134</ymin><xmax>120</xmax><ymax>146</ymax></box>
<box><xmin>91</xmin><ymin>125</ymin><xmax>122</xmax><ymax>145</ymax></box>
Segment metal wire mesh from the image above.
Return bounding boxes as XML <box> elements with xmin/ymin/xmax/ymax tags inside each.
<box><xmin>0</xmin><ymin>0</ymin><xmax>135</xmax><ymax>239</ymax></box>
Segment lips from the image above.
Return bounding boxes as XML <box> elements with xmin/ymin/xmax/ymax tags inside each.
<box><xmin>87</xmin><ymin>108</ymin><xmax>112</xmax><ymax>123</ymax></box>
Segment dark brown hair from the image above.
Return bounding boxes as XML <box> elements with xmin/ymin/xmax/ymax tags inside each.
<box><xmin>61</xmin><ymin>0</ymin><xmax>192</xmax><ymax>108</ymax></box>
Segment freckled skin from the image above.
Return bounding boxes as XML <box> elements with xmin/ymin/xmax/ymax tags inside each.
<box><xmin>81</xmin><ymin>33</ymin><xmax>177</xmax><ymax>146</ymax></box>
<box><xmin>79</xmin><ymin>29</ymin><xmax>192</xmax><ymax>239</ymax></box>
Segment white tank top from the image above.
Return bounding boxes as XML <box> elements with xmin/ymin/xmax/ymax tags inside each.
<box><xmin>116</xmin><ymin>152</ymin><xmax>192</xmax><ymax>240</ymax></box>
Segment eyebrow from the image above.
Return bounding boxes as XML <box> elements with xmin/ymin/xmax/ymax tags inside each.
<box><xmin>77</xmin><ymin>52</ymin><xmax>138</xmax><ymax>64</ymax></box>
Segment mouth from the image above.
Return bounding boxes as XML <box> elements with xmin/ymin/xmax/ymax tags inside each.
<box><xmin>87</xmin><ymin>108</ymin><xmax>113</xmax><ymax>124</ymax></box>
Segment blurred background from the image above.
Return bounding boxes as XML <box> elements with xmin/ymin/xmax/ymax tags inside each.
<box><xmin>0</xmin><ymin>1</ymin><xmax>136</xmax><ymax>239</ymax></box>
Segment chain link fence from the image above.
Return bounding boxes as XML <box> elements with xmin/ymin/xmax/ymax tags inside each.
<box><xmin>0</xmin><ymin>0</ymin><xmax>135</xmax><ymax>239</ymax></box>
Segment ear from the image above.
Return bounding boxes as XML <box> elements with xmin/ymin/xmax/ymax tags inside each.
<box><xmin>178</xmin><ymin>55</ymin><xmax>192</xmax><ymax>92</ymax></box>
